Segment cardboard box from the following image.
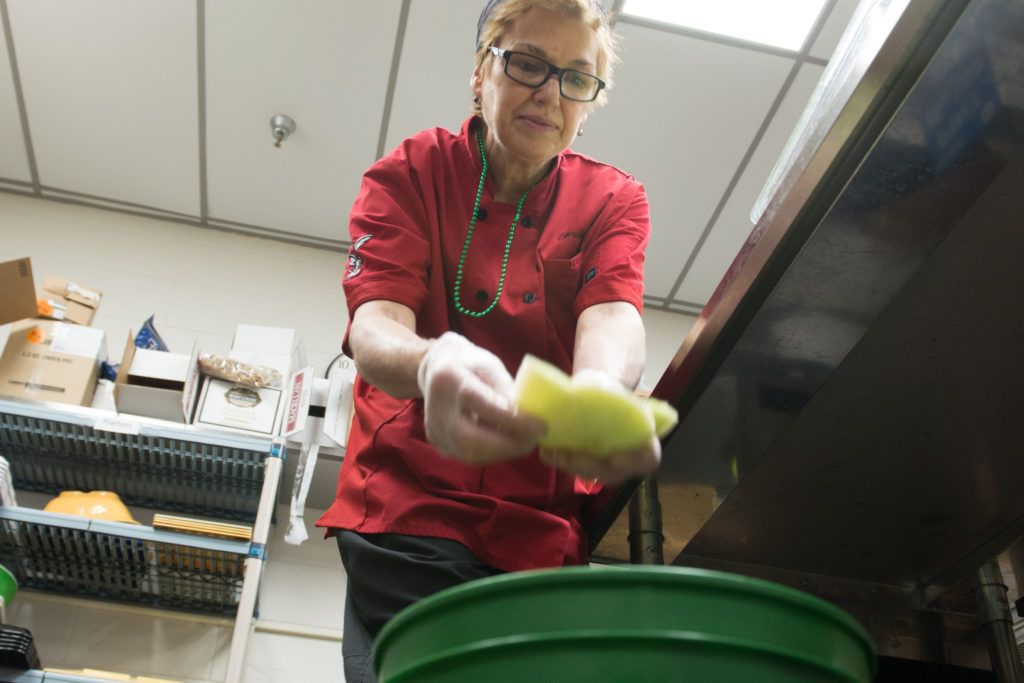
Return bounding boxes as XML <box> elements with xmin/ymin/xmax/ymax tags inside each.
<box><xmin>0</xmin><ymin>319</ymin><xmax>106</xmax><ymax>406</ymax></box>
<box><xmin>36</xmin><ymin>295</ymin><xmax>95</xmax><ymax>326</ymax></box>
<box><xmin>37</xmin><ymin>275</ymin><xmax>103</xmax><ymax>326</ymax></box>
<box><xmin>195</xmin><ymin>378</ymin><xmax>285</xmax><ymax>435</ymax></box>
<box><xmin>114</xmin><ymin>333</ymin><xmax>201</xmax><ymax>422</ymax></box>
<box><xmin>282</xmin><ymin>360</ymin><xmax>356</xmax><ymax>448</ymax></box>
<box><xmin>228</xmin><ymin>324</ymin><xmax>305</xmax><ymax>381</ymax></box>
<box><xmin>188</xmin><ymin>325</ymin><xmax>308</xmax><ymax>436</ymax></box>
<box><xmin>0</xmin><ymin>258</ymin><xmax>37</xmax><ymax>326</ymax></box>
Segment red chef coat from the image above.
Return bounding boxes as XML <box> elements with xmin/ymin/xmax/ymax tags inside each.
<box><xmin>315</xmin><ymin>116</ymin><xmax>649</xmax><ymax>571</ymax></box>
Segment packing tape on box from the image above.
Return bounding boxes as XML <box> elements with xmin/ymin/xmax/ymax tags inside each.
<box><xmin>66</xmin><ymin>281</ymin><xmax>101</xmax><ymax>305</ymax></box>
<box><xmin>37</xmin><ymin>298</ymin><xmax>66</xmax><ymax>319</ymax></box>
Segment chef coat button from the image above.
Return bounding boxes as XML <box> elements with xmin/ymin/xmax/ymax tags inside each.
<box><xmin>476</xmin><ymin>290</ymin><xmax>488</xmax><ymax>302</ymax></box>
<box><xmin>522</xmin><ymin>217</ymin><xmax>533</xmax><ymax>228</ymax></box>
<box><xmin>523</xmin><ymin>292</ymin><xmax>536</xmax><ymax>304</ymax></box>
<box><xmin>476</xmin><ymin>208</ymin><xmax>487</xmax><ymax>220</ymax></box>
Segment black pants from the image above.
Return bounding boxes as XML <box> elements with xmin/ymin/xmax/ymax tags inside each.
<box><xmin>336</xmin><ymin>530</ymin><xmax>504</xmax><ymax>683</ymax></box>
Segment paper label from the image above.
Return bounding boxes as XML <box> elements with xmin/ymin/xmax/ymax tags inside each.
<box><xmin>49</xmin><ymin>322</ymin><xmax>105</xmax><ymax>359</ymax></box>
<box><xmin>283</xmin><ymin>367</ymin><xmax>314</xmax><ymax>436</ymax></box>
<box><xmin>197</xmin><ymin>379</ymin><xmax>283</xmax><ymax>434</ymax></box>
<box><xmin>323</xmin><ymin>357</ymin><xmax>357</xmax><ymax>447</ymax></box>
<box><xmin>94</xmin><ymin>415</ymin><xmax>141</xmax><ymax>435</ymax></box>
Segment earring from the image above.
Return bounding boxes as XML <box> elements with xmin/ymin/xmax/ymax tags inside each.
<box><xmin>577</xmin><ymin>127</ymin><xmax>584</xmax><ymax>136</ymax></box>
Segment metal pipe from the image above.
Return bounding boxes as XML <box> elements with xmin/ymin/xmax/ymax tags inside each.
<box><xmin>973</xmin><ymin>560</ymin><xmax>1024</xmax><ymax>682</ymax></box>
<box><xmin>1005</xmin><ymin>538</ymin><xmax>1024</xmax><ymax>612</ymax></box>
<box><xmin>628</xmin><ymin>474</ymin><xmax>664</xmax><ymax>565</ymax></box>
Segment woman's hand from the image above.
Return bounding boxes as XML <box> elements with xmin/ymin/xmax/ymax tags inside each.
<box><xmin>545</xmin><ymin>302</ymin><xmax>659</xmax><ymax>483</ymax></box>
<box><xmin>539</xmin><ymin>431</ymin><xmax>661</xmax><ymax>485</ymax></box>
<box><xmin>418</xmin><ymin>332</ymin><xmax>547</xmax><ymax>463</ymax></box>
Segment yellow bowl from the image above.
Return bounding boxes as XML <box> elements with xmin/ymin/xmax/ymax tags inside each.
<box><xmin>44</xmin><ymin>490</ymin><xmax>139</xmax><ymax>524</ymax></box>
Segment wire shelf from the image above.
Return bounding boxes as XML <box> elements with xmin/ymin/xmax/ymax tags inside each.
<box><xmin>0</xmin><ymin>506</ymin><xmax>251</xmax><ymax>616</ymax></box>
<box><xmin>0</xmin><ymin>667</ymin><xmax>44</xmax><ymax>682</ymax></box>
<box><xmin>0</xmin><ymin>665</ymin><xmax>184</xmax><ymax>681</ymax></box>
<box><xmin>0</xmin><ymin>399</ymin><xmax>278</xmax><ymax>521</ymax></box>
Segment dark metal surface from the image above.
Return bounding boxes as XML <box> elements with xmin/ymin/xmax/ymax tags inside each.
<box><xmin>590</xmin><ymin>0</ymin><xmax>1024</xmax><ymax>662</ymax></box>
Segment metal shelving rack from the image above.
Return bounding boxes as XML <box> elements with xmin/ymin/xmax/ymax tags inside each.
<box><xmin>0</xmin><ymin>507</ymin><xmax>251</xmax><ymax>615</ymax></box>
<box><xmin>0</xmin><ymin>667</ymin><xmax>181</xmax><ymax>682</ymax></box>
<box><xmin>0</xmin><ymin>398</ymin><xmax>272</xmax><ymax>521</ymax></box>
<box><xmin>0</xmin><ymin>669</ymin><xmax>95</xmax><ymax>682</ymax></box>
<box><xmin>0</xmin><ymin>397</ymin><xmax>284</xmax><ymax>683</ymax></box>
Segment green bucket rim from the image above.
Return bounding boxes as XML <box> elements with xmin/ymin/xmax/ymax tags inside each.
<box><xmin>374</xmin><ymin>565</ymin><xmax>876</xmax><ymax>678</ymax></box>
<box><xmin>384</xmin><ymin>628</ymin><xmax>871</xmax><ymax>683</ymax></box>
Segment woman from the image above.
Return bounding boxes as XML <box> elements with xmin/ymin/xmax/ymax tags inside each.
<box><xmin>316</xmin><ymin>1</ymin><xmax>659</xmax><ymax>680</ymax></box>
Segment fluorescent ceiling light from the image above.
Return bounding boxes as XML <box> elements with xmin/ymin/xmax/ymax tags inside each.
<box><xmin>621</xmin><ymin>0</ymin><xmax>828</xmax><ymax>51</ymax></box>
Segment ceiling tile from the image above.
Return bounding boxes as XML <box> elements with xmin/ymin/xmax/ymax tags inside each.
<box><xmin>676</xmin><ymin>63</ymin><xmax>826</xmax><ymax>304</ymax></box>
<box><xmin>575</xmin><ymin>23</ymin><xmax>798</xmax><ymax>300</ymax></box>
<box><xmin>385</xmin><ymin>0</ymin><xmax>482</xmax><ymax>151</ymax></box>
<box><xmin>0</xmin><ymin>1</ymin><xmax>863</xmax><ymax>322</ymax></box>
<box><xmin>7</xmin><ymin>0</ymin><xmax>200</xmax><ymax>214</ymax></box>
<box><xmin>205</xmin><ymin>1</ymin><xmax>403</xmax><ymax>242</ymax></box>
<box><xmin>0</xmin><ymin>16</ymin><xmax>30</xmax><ymax>184</ymax></box>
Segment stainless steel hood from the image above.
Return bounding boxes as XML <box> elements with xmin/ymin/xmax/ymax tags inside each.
<box><xmin>590</xmin><ymin>0</ymin><xmax>1024</xmax><ymax>669</ymax></box>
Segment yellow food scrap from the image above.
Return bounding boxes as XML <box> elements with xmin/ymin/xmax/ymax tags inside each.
<box><xmin>513</xmin><ymin>354</ymin><xmax>678</xmax><ymax>457</ymax></box>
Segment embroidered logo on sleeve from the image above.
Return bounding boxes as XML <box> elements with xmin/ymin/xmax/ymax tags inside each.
<box><xmin>345</xmin><ymin>235</ymin><xmax>374</xmax><ymax>280</ymax></box>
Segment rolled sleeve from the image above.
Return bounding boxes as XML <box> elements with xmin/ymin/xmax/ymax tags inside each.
<box><xmin>574</xmin><ymin>181</ymin><xmax>650</xmax><ymax>316</ymax></box>
<box><xmin>343</xmin><ymin>150</ymin><xmax>434</xmax><ymax>316</ymax></box>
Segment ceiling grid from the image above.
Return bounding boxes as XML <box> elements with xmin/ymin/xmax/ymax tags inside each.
<box><xmin>654</xmin><ymin>0</ymin><xmax>842</xmax><ymax>309</ymax></box>
<box><xmin>0</xmin><ymin>0</ymin><xmax>38</xmax><ymax>191</ymax></box>
<box><xmin>0</xmin><ymin>0</ymin><xmax>861</xmax><ymax>316</ymax></box>
<box><xmin>196</xmin><ymin>0</ymin><xmax>208</xmax><ymax>223</ymax></box>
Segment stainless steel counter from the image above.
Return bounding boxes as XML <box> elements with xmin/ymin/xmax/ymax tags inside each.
<box><xmin>590</xmin><ymin>0</ymin><xmax>1024</xmax><ymax>670</ymax></box>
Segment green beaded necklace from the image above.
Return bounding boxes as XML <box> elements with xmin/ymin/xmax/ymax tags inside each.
<box><xmin>453</xmin><ymin>128</ymin><xmax>550</xmax><ymax>317</ymax></box>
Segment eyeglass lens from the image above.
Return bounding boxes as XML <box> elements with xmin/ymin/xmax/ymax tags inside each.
<box><xmin>505</xmin><ymin>52</ymin><xmax>600</xmax><ymax>101</ymax></box>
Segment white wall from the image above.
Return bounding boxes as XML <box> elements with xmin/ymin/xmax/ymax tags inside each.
<box><xmin>0</xmin><ymin>192</ymin><xmax>694</xmax><ymax>380</ymax></box>
<box><xmin>0</xmin><ymin>190</ymin><xmax>696</xmax><ymax>681</ymax></box>
<box><xmin>641</xmin><ymin>307</ymin><xmax>697</xmax><ymax>391</ymax></box>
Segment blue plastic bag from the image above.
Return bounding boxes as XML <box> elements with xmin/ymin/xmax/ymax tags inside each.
<box><xmin>134</xmin><ymin>314</ymin><xmax>168</xmax><ymax>351</ymax></box>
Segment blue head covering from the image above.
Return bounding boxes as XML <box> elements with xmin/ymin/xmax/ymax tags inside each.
<box><xmin>476</xmin><ymin>0</ymin><xmax>608</xmax><ymax>51</ymax></box>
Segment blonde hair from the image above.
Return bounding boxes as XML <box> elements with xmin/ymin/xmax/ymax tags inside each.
<box><xmin>472</xmin><ymin>0</ymin><xmax>621</xmax><ymax>115</ymax></box>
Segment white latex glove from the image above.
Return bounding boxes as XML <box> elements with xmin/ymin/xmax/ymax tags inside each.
<box><xmin>539</xmin><ymin>368</ymin><xmax>661</xmax><ymax>484</ymax></box>
<box><xmin>417</xmin><ymin>332</ymin><xmax>546</xmax><ymax>463</ymax></box>
<box><xmin>569</xmin><ymin>368</ymin><xmax>628</xmax><ymax>393</ymax></box>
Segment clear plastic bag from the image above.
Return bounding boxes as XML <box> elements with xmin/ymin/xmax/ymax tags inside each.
<box><xmin>198</xmin><ymin>353</ymin><xmax>282</xmax><ymax>388</ymax></box>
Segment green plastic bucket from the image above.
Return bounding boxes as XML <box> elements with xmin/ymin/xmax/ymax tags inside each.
<box><xmin>373</xmin><ymin>566</ymin><xmax>876</xmax><ymax>683</ymax></box>
<box><xmin>0</xmin><ymin>563</ymin><xmax>17</xmax><ymax>619</ymax></box>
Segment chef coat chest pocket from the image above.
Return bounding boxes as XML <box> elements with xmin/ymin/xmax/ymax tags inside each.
<box><xmin>542</xmin><ymin>253</ymin><xmax>584</xmax><ymax>310</ymax></box>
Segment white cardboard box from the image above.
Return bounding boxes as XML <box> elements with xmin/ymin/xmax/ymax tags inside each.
<box><xmin>281</xmin><ymin>359</ymin><xmax>356</xmax><ymax>448</ymax></box>
<box><xmin>114</xmin><ymin>333</ymin><xmax>201</xmax><ymax>423</ymax></box>
<box><xmin>228</xmin><ymin>324</ymin><xmax>305</xmax><ymax>381</ymax></box>
<box><xmin>195</xmin><ymin>377</ymin><xmax>285</xmax><ymax>435</ymax></box>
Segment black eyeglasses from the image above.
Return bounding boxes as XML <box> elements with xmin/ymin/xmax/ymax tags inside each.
<box><xmin>488</xmin><ymin>46</ymin><xmax>605</xmax><ymax>102</ymax></box>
